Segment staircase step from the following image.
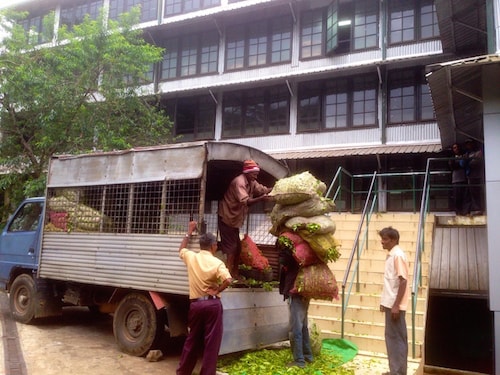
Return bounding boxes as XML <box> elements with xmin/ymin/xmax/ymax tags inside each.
<box><xmin>313</xmin><ymin>292</ymin><xmax>427</xmax><ymax>311</ymax></box>
<box><xmin>310</xmin><ymin>302</ymin><xmax>426</xmax><ymax>327</ymax></box>
<box><xmin>310</xmin><ymin>315</ymin><xmax>425</xmax><ymax>342</ymax></box>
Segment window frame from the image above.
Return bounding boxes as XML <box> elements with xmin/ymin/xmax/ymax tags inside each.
<box><xmin>159</xmin><ymin>30</ymin><xmax>219</xmax><ymax>81</ymax></box>
<box><xmin>387</xmin><ymin>68</ymin><xmax>436</xmax><ymax>125</ymax></box>
<box><xmin>225</xmin><ymin>15</ymin><xmax>293</xmax><ymax>71</ymax></box>
<box><xmin>221</xmin><ymin>85</ymin><xmax>291</xmax><ymax>138</ymax></box>
<box><xmin>388</xmin><ymin>0</ymin><xmax>439</xmax><ymax>45</ymax></box>
<box><xmin>297</xmin><ymin>75</ymin><xmax>378</xmax><ymax>132</ymax></box>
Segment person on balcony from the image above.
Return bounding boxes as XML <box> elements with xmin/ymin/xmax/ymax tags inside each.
<box><xmin>449</xmin><ymin>143</ymin><xmax>467</xmax><ymax>215</ymax></box>
<box><xmin>379</xmin><ymin>227</ymin><xmax>410</xmax><ymax>375</ymax></box>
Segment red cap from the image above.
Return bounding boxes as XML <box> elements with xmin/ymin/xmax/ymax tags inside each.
<box><xmin>242</xmin><ymin>160</ymin><xmax>260</xmax><ymax>174</ymax></box>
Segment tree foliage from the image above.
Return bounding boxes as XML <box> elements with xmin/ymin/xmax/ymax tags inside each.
<box><xmin>0</xmin><ymin>8</ymin><xmax>172</xmax><ymax>218</ymax></box>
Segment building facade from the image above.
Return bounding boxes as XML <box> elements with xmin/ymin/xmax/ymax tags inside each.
<box><xmin>2</xmin><ymin>0</ymin><xmax>491</xmax><ymax>211</ymax></box>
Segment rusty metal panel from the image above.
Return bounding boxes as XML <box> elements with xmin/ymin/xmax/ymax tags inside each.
<box><xmin>47</xmin><ymin>143</ymin><xmax>207</xmax><ymax>187</ymax></box>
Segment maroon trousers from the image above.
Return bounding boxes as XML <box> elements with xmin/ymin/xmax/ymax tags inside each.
<box><xmin>176</xmin><ymin>298</ymin><xmax>223</xmax><ymax>375</ymax></box>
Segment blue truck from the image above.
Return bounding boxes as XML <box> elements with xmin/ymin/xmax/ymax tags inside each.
<box><xmin>0</xmin><ymin>141</ymin><xmax>289</xmax><ymax>357</ymax></box>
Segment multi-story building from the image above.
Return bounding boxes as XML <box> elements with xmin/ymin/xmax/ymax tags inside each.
<box><xmin>5</xmin><ymin>0</ymin><xmax>481</xmax><ymax>212</ymax></box>
<box><xmin>4</xmin><ymin>0</ymin><xmax>500</xmax><ymax>373</ymax></box>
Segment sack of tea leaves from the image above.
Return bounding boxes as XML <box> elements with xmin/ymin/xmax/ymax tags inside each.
<box><xmin>240</xmin><ymin>234</ymin><xmax>270</xmax><ymax>271</ymax></box>
<box><xmin>269</xmin><ymin>195</ymin><xmax>336</xmax><ymax>236</ymax></box>
<box><xmin>291</xmin><ymin>262</ymin><xmax>339</xmax><ymax>301</ymax></box>
<box><xmin>298</xmin><ymin>230</ymin><xmax>341</xmax><ymax>263</ymax></box>
<box><xmin>278</xmin><ymin>231</ymin><xmax>321</xmax><ymax>267</ymax></box>
<box><xmin>285</xmin><ymin>214</ymin><xmax>336</xmax><ymax>235</ymax></box>
<box><xmin>269</xmin><ymin>171</ymin><xmax>327</xmax><ymax>205</ymax></box>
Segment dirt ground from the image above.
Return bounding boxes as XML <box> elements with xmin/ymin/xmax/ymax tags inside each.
<box><xmin>0</xmin><ymin>292</ymin><xmax>421</xmax><ymax>375</ymax></box>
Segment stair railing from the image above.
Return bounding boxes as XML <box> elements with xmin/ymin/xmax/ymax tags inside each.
<box><xmin>325</xmin><ymin>166</ymin><xmax>354</xmax><ymax>212</ymax></box>
<box><xmin>340</xmin><ymin>171</ymin><xmax>378</xmax><ymax>338</ymax></box>
<box><xmin>411</xmin><ymin>157</ymin><xmax>450</xmax><ymax>357</ymax></box>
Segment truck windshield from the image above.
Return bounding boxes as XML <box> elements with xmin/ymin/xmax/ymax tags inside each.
<box><xmin>8</xmin><ymin>202</ymin><xmax>43</xmax><ymax>232</ymax></box>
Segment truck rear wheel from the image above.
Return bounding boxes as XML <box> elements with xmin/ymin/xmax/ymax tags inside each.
<box><xmin>9</xmin><ymin>274</ymin><xmax>36</xmax><ymax>324</ymax></box>
<box><xmin>113</xmin><ymin>293</ymin><xmax>163</xmax><ymax>357</ymax></box>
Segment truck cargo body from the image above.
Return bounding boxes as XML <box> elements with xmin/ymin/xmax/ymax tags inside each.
<box><xmin>0</xmin><ymin>141</ymin><xmax>289</xmax><ymax>356</ymax></box>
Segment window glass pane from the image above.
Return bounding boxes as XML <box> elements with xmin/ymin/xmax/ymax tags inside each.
<box><xmin>226</xmin><ymin>27</ymin><xmax>245</xmax><ymax>70</ymax></box>
<box><xmin>222</xmin><ymin>93</ymin><xmax>243</xmax><ymax>137</ymax></box>
<box><xmin>325</xmin><ymin>79</ymin><xmax>348</xmax><ymax>129</ymax></box>
<box><xmin>301</xmin><ymin>9</ymin><xmax>323</xmax><ymax>59</ymax></box>
<box><xmin>420</xmin><ymin>0</ymin><xmax>439</xmax><ymax>39</ymax></box>
<box><xmin>180</xmin><ymin>35</ymin><xmax>198</xmax><ymax>77</ymax></box>
<box><xmin>248</xmin><ymin>21</ymin><xmax>268</xmax><ymax>67</ymax></box>
<box><xmin>184</xmin><ymin>0</ymin><xmax>201</xmax><ymax>12</ymax></box>
<box><xmin>353</xmin><ymin>0</ymin><xmax>378</xmax><ymax>50</ymax></box>
<box><xmin>298</xmin><ymin>82</ymin><xmax>322</xmax><ymax>131</ymax></box>
<box><xmin>161</xmin><ymin>39</ymin><xmax>178</xmax><ymax>79</ymax></box>
<box><xmin>165</xmin><ymin>0</ymin><xmax>182</xmax><ymax>16</ymax></box>
<box><xmin>271</xmin><ymin>16</ymin><xmax>292</xmax><ymax>63</ymax></box>
<box><xmin>352</xmin><ymin>76</ymin><xmax>376</xmax><ymax>126</ymax></box>
<box><xmin>326</xmin><ymin>1</ymin><xmax>339</xmax><ymax>54</ymax></box>
<box><xmin>389</xmin><ymin>0</ymin><xmax>415</xmax><ymax>44</ymax></box>
<box><xmin>245</xmin><ymin>91</ymin><xmax>266</xmax><ymax>135</ymax></box>
<box><xmin>200</xmin><ymin>31</ymin><xmax>218</xmax><ymax>74</ymax></box>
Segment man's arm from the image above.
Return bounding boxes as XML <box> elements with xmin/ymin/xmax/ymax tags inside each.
<box><xmin>391</xmin><ymin>276</ymin><xmax>407</xmax><ymax>320</ymax></box>
<box><xmin>179</xmin><ymin>221</ymin><xmax>197</xmax><ymax>253</ymax></box>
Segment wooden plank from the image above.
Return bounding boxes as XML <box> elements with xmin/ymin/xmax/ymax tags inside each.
<box><xmin>430</xmin><ymin>226</ymin><xmax>487</xmax><ymax>293</ymax></box>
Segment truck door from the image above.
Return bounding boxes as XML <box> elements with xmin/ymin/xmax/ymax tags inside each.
<box><xmin>0</xmin><ymin>200</ymin><xmax>43</xmax><ymax>287</ymax></box>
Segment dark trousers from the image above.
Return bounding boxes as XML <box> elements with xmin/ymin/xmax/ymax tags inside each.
<box><xmin>384</xmin><ymin>308</ymin><xmax>408</xmax><ymax>375</ymax></box>
<box><xmin>177</xmin><ymin>299</ymin><xmax>223</xmax><ymax>375</ymax></box>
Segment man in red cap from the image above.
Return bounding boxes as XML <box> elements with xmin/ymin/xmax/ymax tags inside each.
<box><xmin>218</xmin><ymin>160</ymin><xmax>271</xmax><ymax>278</ymax></box>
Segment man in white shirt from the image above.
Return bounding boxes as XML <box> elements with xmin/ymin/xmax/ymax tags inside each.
<box><xmin>379</xmin><ymin>227</ymin><xmax>410</xmax><ymax>375</ymax></box>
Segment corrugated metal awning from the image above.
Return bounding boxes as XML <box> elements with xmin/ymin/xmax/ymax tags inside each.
<box><xmin>426</xmin><ymin>54</ymin><xmax>500</xmax><ymax>149</ymax></box>
<box><xmin>269</xmin><ymin>143</ymin><xmax>442</xmax><ymax>160</ymax></box>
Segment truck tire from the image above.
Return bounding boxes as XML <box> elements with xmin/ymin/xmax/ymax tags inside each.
<box><xmin>9</xmin><ymin>274</ymin><xmax>37</xmax><ymax>324</ymax></box>
<box><xmin>113</xmin><ymin>293</ymin><xmax>163</xmax><ymax>357</ymax></box>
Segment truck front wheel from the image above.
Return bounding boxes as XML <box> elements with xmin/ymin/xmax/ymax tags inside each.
<box><xmin>113</xmin><ymin>293</ymin><xmax>163</xmax><ymax>357</ymax></box>
<box><xmin>9</xmin><ymin>274</ymin><xmax>36</xmax><ymax>324</ymax></box>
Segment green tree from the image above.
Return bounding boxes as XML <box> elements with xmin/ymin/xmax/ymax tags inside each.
<box><xmin>0</xmin><ymin>8</ymin><xmax>172</xmax><ymax>220</ymax></box>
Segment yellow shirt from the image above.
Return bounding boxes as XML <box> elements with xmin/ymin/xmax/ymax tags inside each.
<box><xmin>180</xmin><ymin>249</ymin><xmax>232</xmax><ymax>299</ymax></box>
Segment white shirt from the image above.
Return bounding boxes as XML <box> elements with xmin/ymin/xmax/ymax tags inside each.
<box><xmin>380</xmin><ymin>244</ymin><xmax>409</xmax><ymax>311</ymax></box>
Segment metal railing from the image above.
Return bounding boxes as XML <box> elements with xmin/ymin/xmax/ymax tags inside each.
<box><xmin>326</xmin><ymin>161</ymin><xmax>465</xmax><ymax>357</ymax></box>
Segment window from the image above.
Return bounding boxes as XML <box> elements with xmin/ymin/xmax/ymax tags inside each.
<box><xmin>109</xmin><ymin>0</ymin><xmax>158</xmax><ymax>23</ymax></box>
<box><xmin>225</xmin><ymin>16</ymin><xmax>292</xmax><ymax>70</ymax></box>
<box><xmin>8</xmin><ymin>202</ymin><xmax>43</xmax><ymax>232</ymax></box>
<box><xmin>301</xmin><ymin>0</ymin><xmax>378</xmax><ymax>58</ymax></box>
<box><xmin>164</xmin><ymin>0</ymin><xmax>220</xmax><ymax>17</ymax></box>
<box><xmin>60</xmin><ymin>0</ymin><xmax>103</xmax><ymax>30</ymax></box>
<box><xmin>19</xmin><ymin>10</ymin><xmax>53</xmax><ymax>44</ymax></box>
<box><xmin>160</xmin><ymin>31</ymin><xmax>219</xmax><ymax>80</ymax></box>
<box><xmin>389</xmin><ymin>0</ymin><xmax>439</xmax><ymax>44</ymax></box>
<box><xmin>298</xmin><ymin>75</ymin><xmax>378</xmax><ymax>132</ymax></box>
<box><xmin>222</xmin><ymin>85</ymin><xmax>290</xmax><ymax>138</ymax></box>
<box><xmin>164</xmin><ymin>96</ymin><xmax>216</xmax><ymax>141</ymax></box>
<box><xmin>388</xmin><ymin>69</ymin><xmax>435</xmax><ymax>124</ymax></box>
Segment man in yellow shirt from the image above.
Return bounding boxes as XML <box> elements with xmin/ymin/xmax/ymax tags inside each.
<box><xmin>176</xmin><ymin>221</ymin><xmax>233</xmax><ymax>375</ymax></box>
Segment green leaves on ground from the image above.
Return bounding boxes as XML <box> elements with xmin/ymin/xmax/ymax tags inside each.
<box><xmin>217</xmin><ymin>347</ymin><xmax>355</xmax><ymax>375</ymax></box>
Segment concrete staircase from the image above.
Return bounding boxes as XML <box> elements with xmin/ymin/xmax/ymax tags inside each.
<box><xmin>309</xmin><ymin>212</ymin><xmax>434</xmax><ymax>361</ymax></box>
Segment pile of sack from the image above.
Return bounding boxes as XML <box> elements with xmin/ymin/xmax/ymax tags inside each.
<box><xmin>269</xmin><ymin>171</ymin><xmax>340</xmax><ymax>301</ymax></box>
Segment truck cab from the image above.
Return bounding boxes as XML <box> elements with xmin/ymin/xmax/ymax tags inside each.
<box><xmin>0</xmin><ymin>197</ymin><xmax>44</xmax><ymax>290</ymax></box>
